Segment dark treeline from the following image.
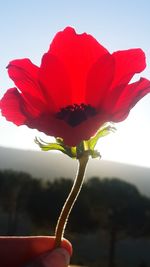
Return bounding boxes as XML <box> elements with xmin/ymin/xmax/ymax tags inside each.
<box><xmin>0</xmin><ymin>169</ymin><xmax>150</xmax><ymax>267</ymax></box>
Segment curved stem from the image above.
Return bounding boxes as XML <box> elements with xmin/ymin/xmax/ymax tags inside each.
<box><xmin>54</xmin><ymin>153</ymin><xmax>89</xmax><ymax>247</ymax></box>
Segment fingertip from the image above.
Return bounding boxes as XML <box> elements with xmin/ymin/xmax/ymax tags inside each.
<box><xmin>25</xmin><ymin>248</ymin><xmax>70</xmax><ymax>267</ymax></box>
<box><xmin>37</xmin><ymin>248</ymin><xmax>70</xmax><ymax>267</ymax></box>
<box><xmin>50</xmin><ymin>248</ymin><xmax>70</xmax><ymax>267</ymax></box>
<box><xmin>61</xmin><ymin>238</ymin><xmax>73</xmax><ymax>256</ymax></box>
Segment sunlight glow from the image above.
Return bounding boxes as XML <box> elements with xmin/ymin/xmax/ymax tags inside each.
<box><xmin>0</xmin><ymin>0</ymin><xmax>150</xmax><ymax>168</ymax></box>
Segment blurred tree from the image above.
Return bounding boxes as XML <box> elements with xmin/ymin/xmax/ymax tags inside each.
<box><xmin>27</xmin><ymin>178</ymin><xmax>73</xmax><ymax>233</ymax></box>
<box><xmin>68</xmin><ymin>182</ymin><xmax>99</xmax><ymax>233</ymax></box>
<box><xmin>27</xmin><ymin>176</ymin><xmax>97</xmax><ymax>235</ymax></box>
<box><xmin>1</xmin><ymin>169</ymin><xmax>150</xmax><ymax>267</ymax></box>
<box><xmin>86</xmin><ymin>177</ymin><xmax>146</xmax><ymax>267</ymax></box>
<box><xmin>138</xmin><ymin>195</ymin><xmax>150</xmax><ymax>238</ymax></box>
<box><xmin>0</xmin><ymin>170</ymin><xmax>35</xmax><ymax>234</ymax></box>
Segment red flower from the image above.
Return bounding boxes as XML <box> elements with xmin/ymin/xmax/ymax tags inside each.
<box><xmin>1</xmin><ymin>27</ymin><xmax>150</xmax><ymax>146</ymax></box>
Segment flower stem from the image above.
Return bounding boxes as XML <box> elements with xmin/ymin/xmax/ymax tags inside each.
<box><xmin>54</xmin><ymin>152</ymin><xmax>89</xmax><ymax>247</ymax></box>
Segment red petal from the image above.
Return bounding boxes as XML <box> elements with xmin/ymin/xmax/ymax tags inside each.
<box><xmin>61</xmin><ymin>114</ymin><xmax>107</xmax><ymax>146</ymax></box>
<box><xmin>7</xmin><ymin>59</ymin><xmax>48</xmax><ymax>114</ymax></box>
<box><xmin>110</xmin><ymin>49</ymin><xmax>146</xmax><ymax>89</ymax></box>
<box><xmin>86</xmin><ymin>53</ymin><xmax>114</xmax><ymax>107</ymax></box>
<box><xmin>48</xmin><ymin>27</ymin><xmax>109</xmax><ymax>103</ymax></box>
<box><xmin>0</xmin><ymin>88</ymin><xmax>27</xmax><ymax>125</ymax></box>
<box><xmin>111</xmin><ymin>78</ymin><xmax>150</xmax><ymax>121</ymax></box>
<box><xmin>26</xmin><ymin>111</ymin><xmax>107</xmax><ymax>147</ymax></box>
<box><xmin>39</xmin><ymin>53</ymin><xmax>71</xmax><ymax>111</ymax></box>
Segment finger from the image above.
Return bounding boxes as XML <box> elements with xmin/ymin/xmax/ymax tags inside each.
<box><xmin>0</xmin><ymin>236</ymin><xmax>72</xmax><ymax>267</ymax></box>
<box><xmin>25</xmin><ymin>248</ymin><xmax>70</xmax><ymax>267</ymax></box>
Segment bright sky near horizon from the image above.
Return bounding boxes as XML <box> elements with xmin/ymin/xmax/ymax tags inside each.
<box><xmin>0</xmin><ymin>0</ymin><xmax>150</xmax><ymax>167</ymax></box>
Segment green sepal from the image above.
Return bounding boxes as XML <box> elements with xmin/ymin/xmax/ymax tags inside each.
<box><xmin>87</xmin><ymin>124</ymin><xmax>116</xmax><ymax>151</ymax></box>
<box><xmin>89</xmin><ymin>149</ymin><xmax>101</xmax><ymax>159</ymax></box>
<box><xmin>35</xmin><ymin>137</ymin><xmax>77</xmax><ymax>159</ymax></box>
<box><xmin>35</xmin><ymin>137</ymin><xmax>66</xmax><ymax>153</ymax></box>
<box><xmin>35</xmin><ymin>123</ymin><xmax>116</xmax><ymax>159</ymax></box>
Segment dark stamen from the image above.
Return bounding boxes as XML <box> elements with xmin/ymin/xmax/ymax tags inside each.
<box><xmin>56</xmin><ymin>103</ymin><xmax>97</xmax><ymax>127</ymax></box>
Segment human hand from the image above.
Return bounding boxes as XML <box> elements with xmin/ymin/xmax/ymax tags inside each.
<box><xmin>24</xmin><ymin>247</ymin><xmax>70</xmax><ymax>267</ymax></box>
<box><xmin>0</xmin><ymin>236</ymin><xmax>72</xmax><ymax>267</ymax></box>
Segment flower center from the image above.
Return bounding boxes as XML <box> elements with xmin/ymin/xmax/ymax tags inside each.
<box><xmin>56</xmin><ymin>103</ymin><xmax>97</xmax><ymax>127</ymax></box>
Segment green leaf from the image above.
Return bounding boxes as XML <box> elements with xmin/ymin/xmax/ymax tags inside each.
<box><xmin>70</xmin><ymin>146</ymin><xmax>77</xmax><ymax>158</ymax></box>
<box><xmin>35</xmin><ymin>123</ymin><xmax>116</xmax><ymax>160</ymax></box>
<box><xmin>35</xmin><ymin>137</ymin><xmax>66</xmax><ymax>153</ymax></box>
<box><xmin>88</xmin><ymin>124</ymin><xmax>116</xmax><ymax>151</ymax></box>
<box><xmin>35</xmin><ymin>137</ymin><xmax>78</xmax><ymax>159</ymax></box>
<box><xmin>55</xmin><ymin>137</ymin><xmax>64</xmax><ymax>145</ymax></box>
<box><xmin>90</xmin><ymin>149</ymin><xmax>101</xmax><ymax>159</ymax></box>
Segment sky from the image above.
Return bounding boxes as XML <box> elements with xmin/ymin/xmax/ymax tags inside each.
<box><xmin>0</xmin><ymin>0</ymin><xmax>150</xmax><ymax>167</ymax></box>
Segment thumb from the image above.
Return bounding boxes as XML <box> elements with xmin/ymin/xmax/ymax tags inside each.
<box><xmin>25</xmin><ymin>247</ymin><xmax>70</xmax><ymax>267</ymax></box>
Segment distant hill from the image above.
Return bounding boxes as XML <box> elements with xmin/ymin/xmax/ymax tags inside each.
<box><xmin>0</xmin><ymin>146</ymin><xmax>150</xmax><ymax>196</ymax></box>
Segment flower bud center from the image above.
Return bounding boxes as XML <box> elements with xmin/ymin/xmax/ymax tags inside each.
<box><xmin>56</xmin><ymin>103</ymin><xmax>97</xmax><ymax>127</ymax></box>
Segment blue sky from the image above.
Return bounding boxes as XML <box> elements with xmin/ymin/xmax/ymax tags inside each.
<box><xmin>0</xmin><ymin>0</ymin><xmax>150</xmax><ymax>167</ymax></box>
